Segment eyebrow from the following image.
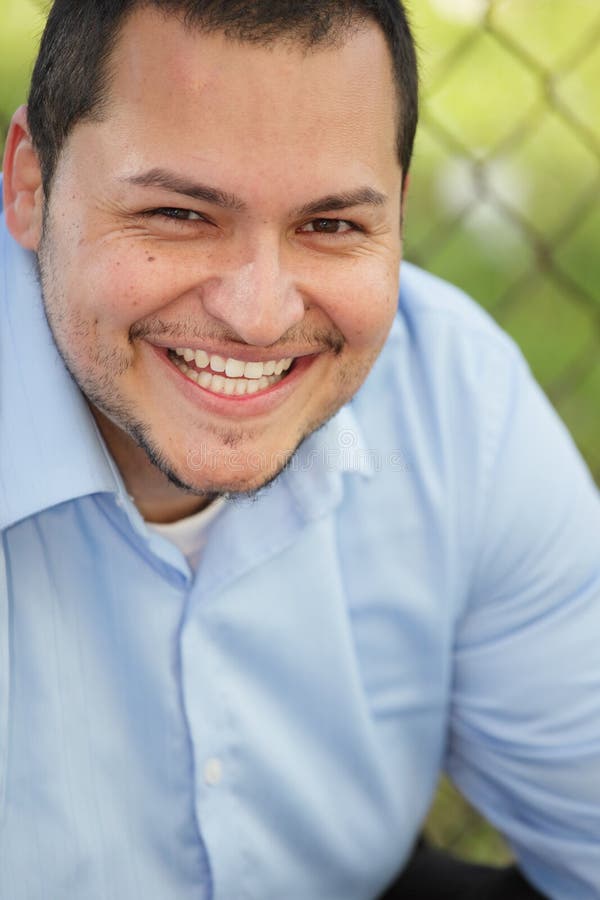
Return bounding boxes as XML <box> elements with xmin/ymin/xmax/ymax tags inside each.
<box><xmin>292</xmin><ymin>188</ymin><xmax>388</xmax><ymax>219</ymax></box>
<box><xmin>122</xmin><ymin>168</ymin><xmax>246</xmax><ymax>211</ymax></box>
<box><xmin>122</xmin><ymin>168</ymin><xmax>387</xmax><ymax>217</ymax></box>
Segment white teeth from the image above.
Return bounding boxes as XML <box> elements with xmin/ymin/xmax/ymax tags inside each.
<box><xmin>195</xmin><ymin>349</ymin><xmax>210</xmax><ymax>368</ymax></box>
<box><xmin>225</xmin><ymin>358</ymin><xmax>246</xmax><ymax>378</ymax></box>
<box><xmin>209</xmin><ymin>354</ymin><xmax>226</xmax><ymax>373</ymax></box>
<box><xmin>170</xmin><ymin>346</ymin><xmax>296</xmax><ymax>396</ymax></box>
<box><xmin>244</xmin><ymin>361</ymin><xmax>264</xmax><ymax>379</ymax></box>
<box><xmin>173</xmin><ymin>360</ymin><xmax>286</xmax><ymax>395</ymax></box>
<box><xmin>171</xmin><ymin>347</ymin><xmax>294</xmax><ymax>377</ymax></box>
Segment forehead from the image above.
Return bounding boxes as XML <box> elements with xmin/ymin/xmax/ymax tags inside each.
<box><xmin>96</xmin><ymin>8</ymin><xmax>400</xmax><ymax>186</ymax></box>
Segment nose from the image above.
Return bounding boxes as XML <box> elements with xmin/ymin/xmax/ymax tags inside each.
<box><xmin>201</xmin><ymin>242</ymin><xmax>306</xmax><ymax>347</ymax></box>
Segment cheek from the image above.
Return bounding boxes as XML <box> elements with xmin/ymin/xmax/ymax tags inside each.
<box><xmin>329</xmin><ymin>269</ymin><xmax>398</xmax><ymax>352</ymax></box>
<box><xmin>64</xmin><ymin>248</ymin><xmax>174</xmax><ymax>327</ymax></box>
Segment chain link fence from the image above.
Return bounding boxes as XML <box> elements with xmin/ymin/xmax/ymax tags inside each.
<box><xmin>1</xmin><ymin>0</ymin><xmax>599</xmax><ymax>870</ymax></box>
<box><xmin>406</xmin><ymin>0</ymin><xmax>600</xmax><ymax>486</ymax></box>
<box><xmin>408</xmin><ymin>0</ymin><xmax>600</xmax><ymax>862</ymax></box>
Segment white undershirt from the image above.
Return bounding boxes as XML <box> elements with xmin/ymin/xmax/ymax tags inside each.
<box><xmin>148</xmin><ymin>497</ymin><xmax>226</xmax><ymax>571</ymax></box>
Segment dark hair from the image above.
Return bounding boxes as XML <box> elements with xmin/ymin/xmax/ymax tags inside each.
<box><xmin>27</xmin><ymin>0</ymin><xmax>418</xmax><ymax>195</ymax></box>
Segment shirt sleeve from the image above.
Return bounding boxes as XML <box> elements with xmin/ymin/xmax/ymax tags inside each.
<box><xmin>445</xmin><ymin>344</ymin><xmax>600</xmax><ymax>900</ymax></box>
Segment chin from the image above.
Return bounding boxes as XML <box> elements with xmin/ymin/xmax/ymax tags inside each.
<box><xmin>183</xmin><ymin>455</ymin><xmax>293</xmax><ymax>499</ymax></box>
<box><xmin>147</xmin><ymin>435</ymin><xmax>295</xmax><ymax>500</ymax></box>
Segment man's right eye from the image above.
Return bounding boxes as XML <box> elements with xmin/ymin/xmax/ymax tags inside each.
<box><xmin>152</xmin><ymin>207</ymin><xmax>206</xmax><ymax>222</ymax></box>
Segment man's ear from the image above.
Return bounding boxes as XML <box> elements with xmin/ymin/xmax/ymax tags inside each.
<box><xmin>3</xmin><ymin>105</ymin><xmax>44</xmax><ymax>251</ymax></box>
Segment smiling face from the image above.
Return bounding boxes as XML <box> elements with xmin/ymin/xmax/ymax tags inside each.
<box><xmin>31</xmin><ymin>9</ymin><xmax>404</xmax><ymax>520</ymax></box>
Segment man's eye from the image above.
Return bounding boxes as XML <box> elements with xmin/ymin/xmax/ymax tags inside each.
<box><xmin>299</xmin><ymin>218</ymin><xmax>357</xmax><ymax>235</ymax></box>
<box><xmin>153</xmin><ymin>208</ymin><xmax>205</xmax><ymax>222</ymax></box>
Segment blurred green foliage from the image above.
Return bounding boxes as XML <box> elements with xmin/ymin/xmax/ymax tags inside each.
<box><xmin>0</xmin><ymin>0</ymin><xmax>46</xmax><ymax>119</ymax></box>
<box><xmin>406</xmin><ymin>0</ymin><xmax>600</xmax><ymax>481</ymax></box>
<box><xmin>1</xmin><ymin>0</ymin><xmax>598</xmax><ymax>870</ymax></box>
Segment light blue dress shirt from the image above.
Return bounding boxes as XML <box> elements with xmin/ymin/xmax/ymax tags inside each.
<box><xmin>1</xmin><ymin>190</ymin><xmax>600</xmax><ymax>900</ymax></box>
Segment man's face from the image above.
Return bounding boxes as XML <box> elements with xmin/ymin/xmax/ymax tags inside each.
<box><xmin>37</xmin><ymin>9</ymin><xmax>404</xmax><ymax>503</ymax></box>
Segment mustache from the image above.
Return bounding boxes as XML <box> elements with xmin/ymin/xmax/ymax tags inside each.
<box><xmin>129</xmin><ymin>317</ymin><xmax>345</xmax><ymax>355</ymax></box>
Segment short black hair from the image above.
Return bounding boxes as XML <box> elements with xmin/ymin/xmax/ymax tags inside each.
<box><xmin>27</xmin><ymin>0</ymin><xmax>419</xmax><ymax>195</ymax></box>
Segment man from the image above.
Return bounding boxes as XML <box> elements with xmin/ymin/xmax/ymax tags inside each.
<box><xmin>0</xmin><ymin>1</ymin><xmax>598</xmax><ymax>897</ymax></box>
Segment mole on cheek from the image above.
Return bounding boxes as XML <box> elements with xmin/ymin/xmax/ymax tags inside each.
<box><xmin>147</xmin><ymin>256</ymin><xmax>156</xmax><ymax>263</ymax></box>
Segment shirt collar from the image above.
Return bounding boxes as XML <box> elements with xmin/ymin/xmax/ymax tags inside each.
<box><xmin>0</xmin><ymin>215</ymin><xmax>119</xmax><ymax>530</ymax></box>
<box><xmin>282</xmin><ymin>401</ymin><xmax>374</xmax><ymax>524</ymax></box>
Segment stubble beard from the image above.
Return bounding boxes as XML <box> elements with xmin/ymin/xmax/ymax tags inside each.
<box><xmin>35</xmin><ymin>229</ymin><xmax>368</xmax><ymax>503</ymax></box>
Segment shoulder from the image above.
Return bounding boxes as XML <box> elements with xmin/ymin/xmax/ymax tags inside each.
<box><xmin>395</xmin><ymin>261</ymin><xmax>521</xmax><ymax>369</ymax></box>
<box><xmin>350</xmin><ymin>264</ymin><xmax>586</xmax><ymax>592</ymax></box>
<box><xmin>357</xmin><ymin>262</ymin><xmax>528</xmax><ymax>458</ymax></box>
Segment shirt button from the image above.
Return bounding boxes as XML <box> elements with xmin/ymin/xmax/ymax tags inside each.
<box><xmin>204</xmin><ymin>757</ymin><xmax>223</xmax><ymax>787</ymax></box>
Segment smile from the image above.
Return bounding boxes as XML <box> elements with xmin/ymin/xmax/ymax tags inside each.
<box><xmin>168</xmin><ymin>347</ymin><xmax>295</xmax><ymax>396</ymax></box>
